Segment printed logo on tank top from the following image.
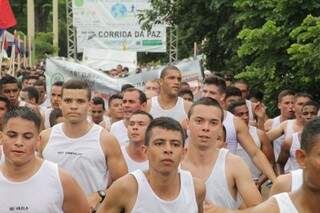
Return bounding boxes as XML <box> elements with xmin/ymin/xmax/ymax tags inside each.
<box><xmin>9</xmin><ymin>206</ymin><xmax>29</xmax><ymax>211</ymax></box>
<box><xmin>57</xmin><ymin>151</ymin><xmax>83</xmax><ymax>156</ymax></box>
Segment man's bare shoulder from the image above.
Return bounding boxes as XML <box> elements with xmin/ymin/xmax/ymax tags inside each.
<box><xmin>270</xmin><ymin>173</ymin><xmax>292</xmax><ymax>195</ymax></box>
<box><xmin>264</xmin><ymin>119</ymin><xmax>274</xmax><ymax>131</ymax></box>
<box><xmin>243</xmin><ymin>196</ymin><xmax>279</xmax><ymax>213</ymax></box>
<box><xmin>40</xmin><ymin>127</ymin><xmax>52</xmax><ymax>141</ymax></box>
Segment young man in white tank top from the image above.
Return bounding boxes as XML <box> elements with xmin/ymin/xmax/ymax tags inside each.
<box><xmin>276</xmin><ymin>100</ymin><xmax>318</xmax><ymax>174</ymax></box>
<box><xmin>208</xmin><ymin>117</ymin><xmax>320</xmax><ymax>213</ymax></box>
<box><xmin>0</xmin><ymin>107</ymin><xmax>89</xmax><ymax>213</ymax></box>
<box><xmin>110</xmin><ymin>88</ymin><xmax>147</xmax><ymax>145</ymax></box>
<box><xmin>146</xmin><ymin>65</ymin><xmax>192</xmax><ymax>124</ymax></box>
<box><xmin>181</xmin><ymin>98</ymin><xmax>262</xmax><ymax>209</ymax></box>
<box><xmin>38</xmin><ymin>80</ymin><xmax>128</xmax><ymax>210</ymax></box>
<box><xmin>267</xmin><ymin>93</ymin><xmax>312</xmax><ymax>174</ymax></box>
<box><xmin>98</xmin><ymin>117</ymin><xmax>206</xmax><ymax>213</ymax></box>
<box><xmin>264</xmin><ymin>90</ymin><xmax>295</xmax><ymax>160</ymax></box>
<box><xmin>122</xmin><ymin>110</ymin><xmax>152</xmax><ymax>172</ymax></box>
<box><xmin>228</xmin><ymin>100</ymin><xmax>274</xmax><ymax>184</ymax></box>
<box><xmin>202</xmin><ymin>76</ymin><xmax>277</xmax><ymax>183</ymax></box>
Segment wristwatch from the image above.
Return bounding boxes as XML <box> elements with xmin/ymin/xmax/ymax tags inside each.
<box><xmin>97</xmin><ymin>190</ymin><xmax>106</xmax><ymax>203</ymax></box>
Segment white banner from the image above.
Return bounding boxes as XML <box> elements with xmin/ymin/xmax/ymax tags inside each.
<box><xmin>45</xmin><ymin>57</ymin><xmax>122</xmax><ymax>97</ymax></box>
<box><xmin>76</xmin><ymin>26</ymin><xmax>166</xmax><ymax>52</ymax></box>
<box><xmin>82</xmin><ymin>48</ymin><xmax>137</xmax><ymax>71</ymax></box>
<box><xmin>72</xmin><ymin>0</ymin><xmax>166</xmax><ymax>52</ymax></box>
<box><xmin>45</xmin><ymin>56</ymin><xmax>203</xmax><ymax>97</ymax></box>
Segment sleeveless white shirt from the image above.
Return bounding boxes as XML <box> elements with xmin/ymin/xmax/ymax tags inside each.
<box><xmin>149</xmin><ymin>96</ymin><xmax>187</xmax><ymax>122</ymax></box>
<box><xmin>291</xmin><ymin>169</ymin><xmax>303</xmax><ymax>192</ymax></box>
<box><xmin>272</xmin><ymin>116</ymin><xmax>285</xmax><ymax>160</ymax></box>
<box><xmin>205</xmin><ymin>148</ymin><xmax>240</xmax><ymax>209</ymax></box>
<box><xmin>273</xmin><ymin>193</ymin><xmax>299</xmax><ymax>213</ymax></box>
<box><xmin>121</xmin><ymin>145</ymin><xmax>148</xmax><ymax>172</ymax></box>
<box><xmin>246</xmin><ymin>100</ymin><xmax>255</xmax><ymax>126</ymax></box>
<box><xmin>284</xmin><ymin>120</ymin><xmax>296</xmax><ymax>172</ymax></box>
<box><xmin>0</xmin><ymin>160</ymin><xmax>63</xmax><ymax>213</ymax></box>
<box><xmin>43</xmin><ymin>123</ymin><xmax>108</xmax><ymax>195</ymax></box>
<box><xmin>130</xmin><ymin>169</ymin><xmax>198</xmax><ymax>213</ymax></box>
<box><xmin>287</xmin><ymin>132</ymin><xmax>301</xmax><ymax>172</ymax></box>
<box><xmin>237</xmin><ymin>126</ymin><xmax>261</xmax><ymax>179</ymax></box>
<box><xmin>110</xmin><ymin>120</ymin><xmax>129</xmax><ymax>146</ymax></box>
<box><xmin>223</xmin><ymin>111</ymin><xmax>238</xmax><ymax>153</ymax></box>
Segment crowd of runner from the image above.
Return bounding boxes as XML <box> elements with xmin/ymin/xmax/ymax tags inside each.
<box><xmin>0</xmin><ymin>64</ymin><xmax>318</xmax><ymax>213</ymax></box>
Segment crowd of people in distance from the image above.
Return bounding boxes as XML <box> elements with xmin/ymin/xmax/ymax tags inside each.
<box><xmin>0</xmin><ymin>63</ymin><xmax>319</xmax><ymax>213</ymax></box>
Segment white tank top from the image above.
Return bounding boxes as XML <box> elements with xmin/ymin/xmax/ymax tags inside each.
<box><xmin>130</xmin><ymin>169</ymin><xmax>198</xmax><ymax>213</ymax></box>
<box><xmin>287</xmin><ymin>132</ymin><xmax>301</xmax><ymax>172</ymax></box>
<box><xmin>149</xmin><ymin>96</ymin><xmax>187</xmax><ymax>122</ymax></box>
<box><xmin>236</xmin><ymin>126</ymin><xmax>261</xmax><ymax>179</ymax></box>
<box><xmin>291</xmin><ymin>169</ymin><xmax>303</xmax><ymax>192</ymax></box>
<box><xmin>271</xmin><ymin>116</ymin><xmax>285</xmax><ymax>160</ymax></box>
<box><xmin>43</xmin><ymin>107</ymin><xmax>53</xmax><ymax>129</ymax></box>
<box><xmin>284</xmin><ymin>120</ymin><xmax>296</xmax><ymax>172</ymax></box>
<box><xmin>43</xmin><ymin>123</ymin><xmax>108</xmax><ymax>195</ymax></box>
<box><xmin>246</xmin><ymin>100</ymin><xmax>255</xmax><ymax>126</ymax></box>
<box><xmin>121</xmin><ymin>145</ymin><xmax>148</xmax><ymax>172</ymax></box>
<box><xmin>273</xmin><ymin>193</ymin><xmax>299</xmax><ymax>213</ymax></box>
<box><xmin>205</xmin><ymin>148</ymin><xmax>240</xmax><ymax>209</ymax></box>
<box><xmin>0</xmin><ymin>160</ymin><xmax>63</xmax><ymax>213</ymax></box>
<box><xmin>110</xmin><ymin>120</ymin><xmax>129</xmax><ymax>146</ymax></box>
<box><xmin>223</xmin><ymin>111</ymin><xmax>238</xmax><ymax>153</ymax></box>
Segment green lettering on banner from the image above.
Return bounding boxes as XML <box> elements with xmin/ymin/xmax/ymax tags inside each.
<box><xmin>142</xmin><ymin>40</ymin><xmax>162</xmax><ymax>46</ymax></box>
<box><xmin>74</xmin><ymin>0</ymin><xmax>84</xmax><ymax>7</ymax></box>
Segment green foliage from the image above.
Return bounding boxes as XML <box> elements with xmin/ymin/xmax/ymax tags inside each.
<box><xmin>10</xmin><ymin>0</ymin><xmax>68</xmax><ymax>58</ymax></box>
<box><xmin>34</xmin><ymin>32</ymin><xmax>58</xmax><ymax>60</ymax></box>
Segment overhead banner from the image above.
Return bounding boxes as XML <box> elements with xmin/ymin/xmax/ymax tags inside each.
<box><xmin>76</xmin><ymin>26</ymin><xmax>166</xmax><ymax>52</ymax></box>
<box><xmin>45</xmin><ymin>58</ymin><xmax>122</xmax><ymax>96</ymax></box>
<box><xmin>82</xmin><ymin>48</ymin><xmax>137</xmax><ymax>71</ymax></box>
<box><xmin>45</xmin><ymin>56</ymin><xmax>203</xmax><ymax>97</ymax></box>
<box><xmin>73</xmin><ymin>0</ymin><xmax>166</xmax><ymax>52</ymax></box>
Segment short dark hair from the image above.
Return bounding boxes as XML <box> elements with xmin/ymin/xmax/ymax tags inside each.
<box><xmin>234</xmin><ymin>79</ymin><xmax>248</xmax><ymax>87</ymax></box>
<box><xmin>130</xmin><ymin>110</ymin><xmax>153</xmax><ymax>122</ymax></box>
<box><xmin>3</xmin><ymin>106</ymin><xmax>41</xmax><ymax>132</ymax></box>
<box><xmin>52</xmin><ymin>81</ymin><xmax>64</xmax><ymax>87</ymax></box>
<box><xmin>227</xmin><ymin>100</ymin><xmax>247</xmax><ymax>114</ymax></box>
<box><xmin>225</xmin><ymin>86</ymin><xmax>242</xmax><ymax>100</ymax></box>
<box><xmin>62</xmin><ymin>79</ymin><xmax>91</xmax><ymax>100</ymax></box>
<box><xmin>123</xmin><ymin>88</ymin><xmax>147</xmax><ymax>104</ymax></box>
<box><xmin>108</xmin><ymin>93</ymin><xmax>123</xmax><ymax>106</ymax></box>
<box><xmin>34</xmin><ymin>79</ymin><xmax>46</xmax><ymax>91</ymax></box>
<box><xmin>248</xmin><ymin>88</ymin><xmax>264</xmax><ymax>102</ymax></box>
<box><xmin>203</xmin><ymin>76</ymin><xmax>226</xmax><ymax>94</ymax></box>
<box><xmin>301</xmin><ymin>117</ymin><xmax>320</xmax><ymax>153</ymax></box>
<box><xmin>302</xmin><ymin>100</ymin><xmax>319</xmax><ymax>112</ymax></box>
<box><xmin>49</xmin><ymin>108</ymin><xmax>63</xmax><ymax>127</ymax></box>
<box><xmin>160</xmin><ymin>65</ymin><xmax>180</xmax><ymax>79</ymax></box>
<box><xmin>0</xmin><ymin>75</ymin><xmax>18</xmax><ymax>90</ymax></box>
<box><xmin>121</xmin><ymin>84</ymin><xmax>134</xmax><ymax>92</ymax></box>
<box><xmin>145</xmin><ymin>117</ymin><xmax>185</xmax><ymax>146</ymax></box>
<box><xmin>22</xmin><ymin>86</ymin><xmax>40</xmax><ymax>104</ymax></box>
<box><xmin>278</xmin><ymin>89</ymin><xmax>295</xmax><ymax>103</ymax></box>
<box><xmin>92</xmin><ymin>96</ymin><xmax>105</xmax><ymax>110</ymax></box>
<box><xmin>0</xmin><ymin>95</ymin><xmax>11</xmax><ymax>111</ymax></box>
<box><xmin>178</xmin><ymin>88</ymin><xmax>194</xmax><ymax>101</ymax></box>
<box><xmin>294</xmin><ymin>92</ymin><xmax>313</xmax><ymax>102</ymax></box>
<box><xmin>188</xmin><ymin>97</ymin><xmax>224</xmax><ymax>122</ymax></box>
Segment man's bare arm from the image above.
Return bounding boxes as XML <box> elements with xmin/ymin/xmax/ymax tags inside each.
<box><xmin>101</xmin><ymin>130</ymin><xmax>128</xmax><ymax>183</ymax></box>
<box><xmin>235</xmin><ymin>117</ymin><xmax>277</xmax><ymax>182</ymax></box>
<box><xmin>266</xmin><ymin>122</ymin><xmax>286</xmax><ymax>141</ymax></box>
<box><xmin>60</xmin><ymin>169</ymin><xmax>90</xmax><ymax>213</ymax></box>
<box><xmin>276</xmin><ymin>138</ymin><xmax>292</xmax><ymax>175</ymax></box>
<box><xmin>97</xmin><ymin>175</ymin><xmax>137</xmax><ymax>213</ymax></box>
<box><xmin>257</xmin><ymin>129</ymin><xmax>275</xmax><ymax>164</ymax></box>
<box><xmin>230</xmin><ymin>155</ymin><xmax>262</xmax><ymax>207</ymax></box>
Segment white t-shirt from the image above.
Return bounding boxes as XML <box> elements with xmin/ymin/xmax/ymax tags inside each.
<box><xmin>110</xmin><ymin>120</ymin><xmax>129</xmax><ymax>146</ymax></box>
